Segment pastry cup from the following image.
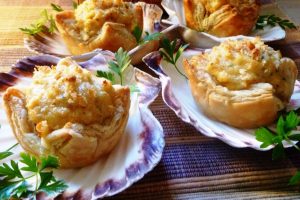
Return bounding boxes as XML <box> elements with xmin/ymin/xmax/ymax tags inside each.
<box><xmin>183</xmin><ymin>0</ymin><xmax>260</xmax><ymax>37</ymax></box>
<box><xmin>24</xmin><ymin>2</ymin><xmax>163</xmax><ymax>64</ymax></box>
<box><xmin>55</xmin><ymin>1</ymin><xmax>143</xmax><ymax>54</ymax></box>
<box><xmin>161</xmin><ymin>0</ymin><xmax>286</xmax><ymax>48</ymax></box>
<box><xmin>3</xmin><ymin>58</ymin><xmax>131</xmax><ymax>168</ymax></box>
<box><xmin>183</xmin><ymin>56</ymin><xmax>297</xmax><ymax>128</ymax></box>
<box><xmin>56</xmin><ymin>13</ymin><xmax>139</xmax><ymax>54</ymax></box>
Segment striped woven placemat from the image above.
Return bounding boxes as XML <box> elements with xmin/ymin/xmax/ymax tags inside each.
<box><xmin>0</xmin><ymin>0</ymin><xmax>300</xmax><ymax>199</ymax></box>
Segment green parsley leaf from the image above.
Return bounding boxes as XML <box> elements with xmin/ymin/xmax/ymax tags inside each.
<box><xmin>255</xmin><ymin>127</ymin><xmax>275</xmax><ymax>148</ymax></box>
<box><xmin>133</xmin><ymin>26</ymin><xmax>143</xmax><ymax>44</ymax></box>
<box><xmin>159</xmin><ymin>38</ymin><xmax>188</xmax><ymax>79</ymax></box>
<box><xmin>39</xmin><ymin>178</ymin><xmax>68</xmax><ymax>195</ymax></box>
<box><xmin>0</xmin><ymin>143</ymin><xmax>18</xmax><ymax>161</ymax></box>
<box><xmin>51</xmin><ymin>3</ymin><xmax>64</xmax><ymax>12</ymax></box>
<box><xmin>19</xmin><ymin>25</ymin><xmax>44</xmax><ymax>36</ymax></box>
<box><xmin>0</xmin><ymin>152</ymin><xmax>67</xmax><ymax>199</ymax></box>
<box><xmin>73</xmin><ymin>1</ymin><xmax>78</xmax><ymax>9</ymax></box>
<box><xmin>108</xmin><ymin>48</ymin><xmax>131</xmax><ymax>85</ymax></box>
<box><xmin>96</xmin><ymin>71</ymin><xmax>115</xmax><ymax>83</ymax></box>
<box><xmin>40</xmin><ymin>155</ymin><xmax>59</xmax><ymax>170</ymax></box>
<box><xmin>141</xmin><ymin>32</ymin><xmax>161</xmax><ymax>45</ymax></box>
<box><xmin>20</xmin><ymin>8</ymin><xmax>57</xmax><ymax>36</ymax></box>
<box><xmin>285</xmin><ymin>111</ymin><xmax>300</xmax><ymax>131</ymax></box>
<box><xmin>0</xmin><ymin>161</ymin><xmax>23</xmax><ymax>180</ymax></box>
<box><xmin>48</xmin><ymin>14</ymin><xmax>58</xmax><ymax>33</ymax></box>
<box><xmin>0</xmin><ymin>152</ymin><xmax>13</xmax><ymax>161</ymax></box>
<box><xmin>289</xmin><ymin>171</ymin><xmax>300</xmax><ymax>185</ymax></box>
<box><xmin>132</xmin><ymin>26</ymin><xmax>162</xmax><ymax>45</ymax></box>
<box><xmin>256</xmin><ymin>14</ymin><xmax>297</xmax><ymax>30</ymax></box>
<box><xmin>276</xmin><ymin>116</ymin><xmax>285</xmax><ymax>137</ymax></box>
<box><xmin>256</xmin><ymin>110</ymin><xmax>300</xmax><ymax>186</ymax></box>
<box><xmin>20</xmin><ymin>152</ymin><xmax>38</xmax><ymax>173</ymax></box>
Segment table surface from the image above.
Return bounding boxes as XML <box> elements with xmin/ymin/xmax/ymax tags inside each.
<box><xmin>1</xmin><ymin>0</ymin><xmax>300</xmax><ymax>199</ymax></box>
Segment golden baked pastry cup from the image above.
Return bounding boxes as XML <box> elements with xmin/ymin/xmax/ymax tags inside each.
<box><xmin>183</xmin><ymin>0</ymin><xmax>260</xmax><ymax>37</ymax></box>
<box><xmin>183</xmin><ymin>46</ymin><xmax>298</xmax><ymax>129</ymax></box>
<box><xmin>3</xmin><ymin>59</ymin><xmax>131</xmax><ymax>168</ymax></box>
<box><xmin>55</xmin><ymin>1</ymin><xmax>143</xmax><ymax>54</ymax></box>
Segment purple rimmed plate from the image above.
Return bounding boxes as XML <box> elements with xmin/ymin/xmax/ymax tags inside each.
<box><xmin>143</xmin><ymin>48</ymin><xmax>300</xmax><ymax>150</ymax></box>
<box><xmin>0</xmin><ymin>50</ymin><xmax>164</xmax><ymax>199</ymax></box>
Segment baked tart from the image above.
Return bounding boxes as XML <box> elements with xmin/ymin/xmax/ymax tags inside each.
<box><xmin>3</xmin><ymin>57</ymin><xmax>130</xmax><ymax>168</ymax></box>
<box><xmin>183</xmin><ymin>38</ymin><xmax>298</xmax><ymax>128</ymax></box>
<box><xmin>183</xmin><ymin>0</ymin><xmax>260</xmax><ymax>37</ymax></box>
<box><xmin>55</xmin><ymin>0</ymin><xmax>143</xmax><ymax>55</ymax></box>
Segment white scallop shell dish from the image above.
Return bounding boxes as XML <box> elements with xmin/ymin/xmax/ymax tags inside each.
<box><xmin>0</xmin><ymin>50</ymin><xmax>164</xmax><ymax>199</ymax></box>
<box><xmin>143</xmin><ymin>48</ymin><xmax>300</xmax><ymax>150</ymax></box>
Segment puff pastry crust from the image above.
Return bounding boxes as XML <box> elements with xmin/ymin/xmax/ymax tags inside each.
<box><xmin>55</xmin><ymin>0</ymin><xmax>143</xmax><ymax>55</ymax></box>
<box><xmin>183</xmin><ymin>0</ymin><xmax>260</xmax><ymax>37</ymax></box>
<box><xmin>183</xmin><ymin>38</ymin><xmax>298</xmax><ymax>128</ymax></box>
<box><xmin>3</xmin><ymin>58</ymin><xmax>130</xmax><ymax>168</ymax></box>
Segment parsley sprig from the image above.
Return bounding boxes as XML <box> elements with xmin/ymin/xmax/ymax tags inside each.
<box><xmin>20</xmin><ymin>9</ymin><xmax>57</xmax><ymax>36</ymax></box>
<box><xmin>107</xmin><ymin>48</ymin><xmax>131</xmax><ymax>85</ymax></box>
<box><xmin>256</xmin><ymin>14</ymin><xmax>297</xmax><ymax>30</ymax></box>
<box><xmin>96</xmin><ymin>48</ymin><xmax>139</xmax><ymax>93</ymax></box>
<box><xmin>255</xmin><ymin>111</ymin><xmax>300</xmax><ymax>185</ymax></box>
<box><xmin>132</xmin><ymin>26</ymin><xmax>162</xmax><ymax>45</ymax></box>
<box><xmin>0</xmin><ymin>144</ymin><xmax>67</xmax><ymax>199</ymax></box>
<box><xmin>159</xmin><ymin>38</ymin><xmax>189</xmax><ymax>79</ymax></box>
<box><xmin>20</xmin><ymin>2</ymin><xmax>65</xmax><ymax>36</ymax></box>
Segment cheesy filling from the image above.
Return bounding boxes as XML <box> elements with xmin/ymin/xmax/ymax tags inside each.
<box><xmin>73</xmin><ymin>0</ymin><xmax>140</xmax><ymax>41</ymax></box>
<box><xmin>205</xmin><ymin>38</ymin><xmax>283</xmax><ymax>90</ymax></box>
<box><xmin>26</xmin><ymin>58</ymin><xmax>116</xmax><ymax>136</ymax></box>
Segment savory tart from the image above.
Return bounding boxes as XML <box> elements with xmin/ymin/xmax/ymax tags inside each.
<box><xmin>3</xmin><ymin>57</ymin><xmax>130</xmax><ymax>168</ymax></box>
<box><xmin>183</xmin><ymin>38</ymin><xmax>298</xmax><ymax>128</ymax></box>
<box><xmin>183</xmin><ymin>0</ymin><xmax>260</xmax><ymax>37</ymax></box>
<box><xmin>55</xmin><ymin>0</ymin><xmax>143</xmax><ymax>55</ymax></box>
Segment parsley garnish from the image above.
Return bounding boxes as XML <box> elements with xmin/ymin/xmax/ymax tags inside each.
<box><xmin>159</xmin><ymin>38</ymin><xmax>189</xmax><ymax>79</ymax></box>
<box><xmin>96</xmin><ymin>71</ymin><xmax>115</xmax><ymax>83</ymax></box>
<box><xmin>255</xmin><ymin>111</ymin><xmax>300</xmax><ymax>185</ymax></box>
<box><xmin>132</xmin><ymin>26</ymin><xmax>161</xmax><ymax>45</ymax></box>
<box><xmin>51</xmin><ymin>3</ymin><xmax>64</xmax><ymax>12</ymax></box>
<box><xmin>0</xmin><ymin>145</ymin><xmax>67</xmax><ymax>199</ymax></box>
<box><xmin>20</xmin><ymin>9</ymin><xmax>57</xmax><ymax>36</ymax></box>
<box><xmin>256</xmin><ymin>14</ymin><xmax>297</xmax><ymax>30</ymax></box>
<box><xmin>107</xmin><ymin>48</ymin><xmax>131</xmax><ymax>85</ymax></box>
<box><xmin>96</xmin><ymin>48</ymin><xmax>139</xmax><ymax>93</ymax></box>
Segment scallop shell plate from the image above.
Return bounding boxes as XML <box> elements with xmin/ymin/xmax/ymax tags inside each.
<box><xmin>24</xmin><ymin>2</ymin><xmax>164</xmax><ymax>65</ymax></box>
<box><xmin>161</xmin><ymin>0</ymin><xmax>286</xmax><ymax>48</ymax></box>
<box><xmin>143</xmin><ymin>48</ymin><xmax>300</xmax><ymax>150</ymax></box>
<box><xmin>0</xmin><ymin>50</ymin><xmax>164</xmax><ymax>199</ymax></box>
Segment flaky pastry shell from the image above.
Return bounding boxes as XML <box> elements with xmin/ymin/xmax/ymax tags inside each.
<box><xmin>55</xmin><ymin>0</ymin><xmax>143</xmax><ymax>55</ymax></box>
<box><xmin>3</xmin><ymin>59</ymin><xmax>131</xmax><ymax>168</ymax></box>
<box><xmin>183</xmin><ymin>0</ymin><xmax>260</xmax><ymax>37</ymax></box>
<box><xmin>183</xmin><ymin>49</ymin><xmax>297</xmax><ymax>129</ymax></box>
